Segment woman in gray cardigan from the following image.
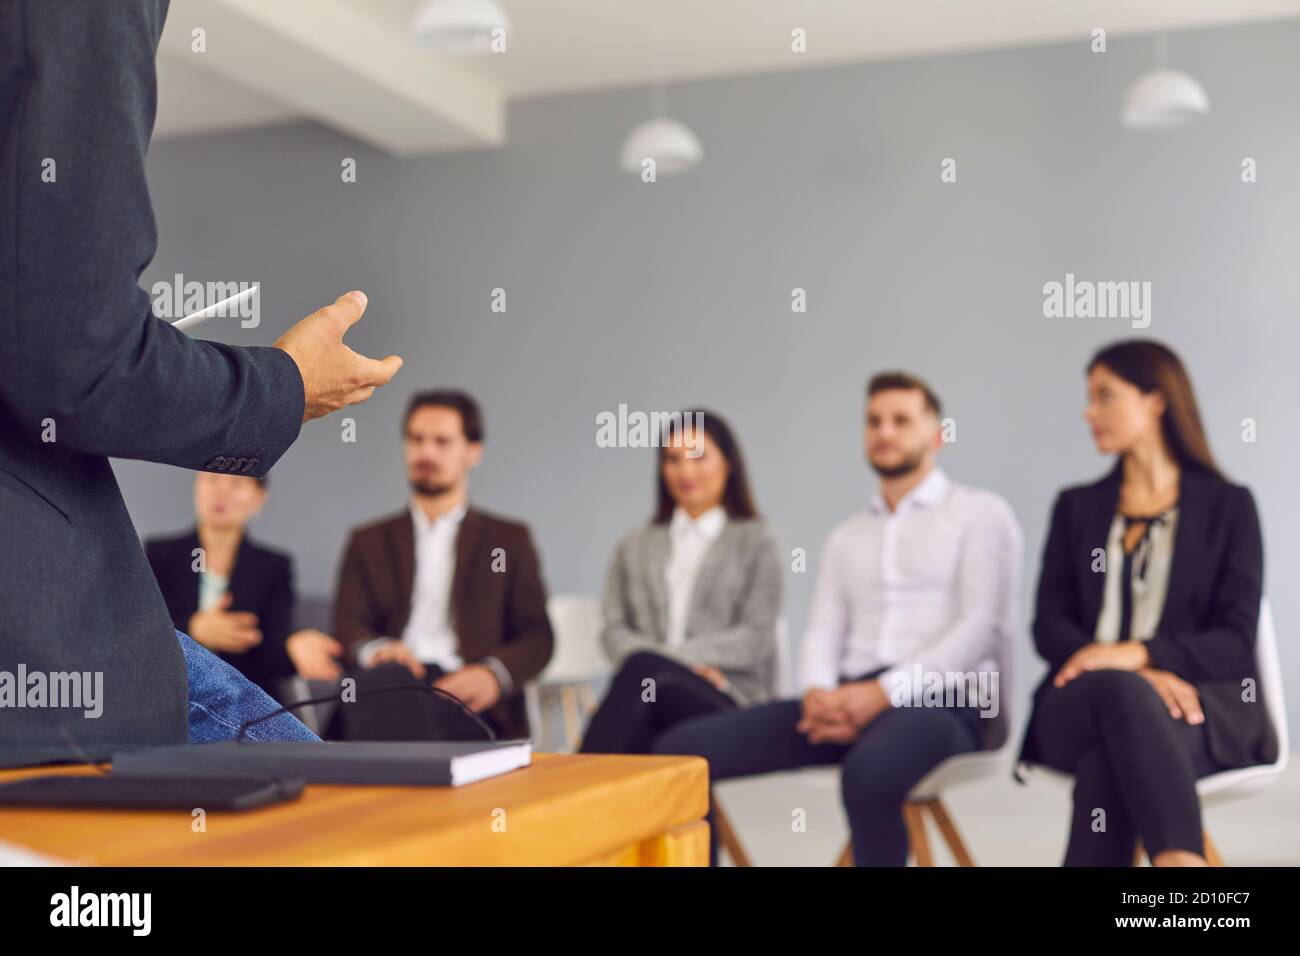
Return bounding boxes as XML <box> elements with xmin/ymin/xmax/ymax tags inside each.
<box><xmin>580</xmin><ymin>410</ymin><xmax>783</xmax><ymax>754</ymax></box>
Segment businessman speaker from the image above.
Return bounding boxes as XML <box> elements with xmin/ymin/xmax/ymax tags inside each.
<box><xmin>0</xmin><ymin>1</ymin><xmax>401</xmax><ymax>765</ymax></box>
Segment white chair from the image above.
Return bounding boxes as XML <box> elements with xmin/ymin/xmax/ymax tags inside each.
<box><xmin>1016</xmin><ymin>598</ymin><xmax>1289</xmax><ymax>866</ymax></box>
<box><xmin>524</xmin><ymin>593</ymin><xmax>610</xmax><ymax>751</ymax></box>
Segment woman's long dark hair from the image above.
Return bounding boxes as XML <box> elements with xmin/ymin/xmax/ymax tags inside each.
<box><xmin>653</xmin><ymin>409</ymin><xmax>759</xmax><ymax>523</ymax></box>
<box><xmin>1087</xmin><ymin>339</ymin><xmax>1221</xmax><ymax>477</ymax></box>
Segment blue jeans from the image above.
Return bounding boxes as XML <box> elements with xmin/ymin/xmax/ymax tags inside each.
<box><xmin>176</xmin><ymin>630</ymin><xmax>319</xmax><ymax>743</ymax></box>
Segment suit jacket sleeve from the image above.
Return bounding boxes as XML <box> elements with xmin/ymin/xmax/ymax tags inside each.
<box><xmin>1144</xmin><ymin>486</ymin><xmax>1263</xmax><ymax>683</ymax></box>
<box><xmin>1031</xmin><ymin>492</ymin><xmax>1095</xmax><ymax>671</ymax></box>
<box><xmin>0</xmin><ymin>0</ymin><xmax>303</xmax><ymax>475</ymax></box>
<box><xmin>333</xmin><ymin>531</ymin><xmax>385</xmax><ymax>659</ymax></box>
<box><xmin>489</xmin><ymin>528</ymin><xmax>554</xmax><ymax>688</ymax></box>
<box><xmin>599</xmin><ymin>535</ymin><xmax>664</xmax><ymax>663</ymax></box>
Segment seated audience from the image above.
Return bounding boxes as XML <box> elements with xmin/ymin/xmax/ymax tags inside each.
<box><xmin>331</xmin><ymin>389</ymin><xmax>553</xmax><ymax>741</ymax></box>
<box><xmin>580</xmin><ymin>410</ymin><xmax>782</xmax><ymax>754</ymax></box>
<box><xmin>654</xmin><ymin>372</ymin><xmax>1022</xmax><ymax>866</ymax></box>
<box><xmin>147</xmin><ymin>472</ymin><xmax>344</xmax><ymax>705</ymax></box>
<box><xmin>1019</xmin><ymin>339</ymin><xmax>1278</xmax><ymax>867</ymax></box>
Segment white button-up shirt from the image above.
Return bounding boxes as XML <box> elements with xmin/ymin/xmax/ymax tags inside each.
<box><xmin>797</xmin><ymin>468</ymin><xmax>1021</xmax><ymax>704</ymax></box>
<box><xmin>396</xmin><ymin>500</ymin><xmax>467</xmax><ymax>671</ymax></box>
<box><xmin>664</xmin><ymin>506</ymin><xmax>727</xmax><ymax>647</ymax></box>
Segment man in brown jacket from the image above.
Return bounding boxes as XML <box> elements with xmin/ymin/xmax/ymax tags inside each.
<box><xmin>331</xmin><ymin>390</ymin><xmax>553</xmax><ymax>740</ymax></box>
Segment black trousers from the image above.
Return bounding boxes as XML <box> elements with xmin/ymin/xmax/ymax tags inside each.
<box><xmin>324</xmin><ymin>662</ymin><xmax>499</xmax><ymax>742</ymax></box>
<box><xmin>579</xmin><ymin>651</ymin><xmax>737</xmax><ymax>754</ymax></box>
<box><xmin>1031</xmin><ymin>669</ymin><xmax>1223</xmax><ymax>865</ymax></box>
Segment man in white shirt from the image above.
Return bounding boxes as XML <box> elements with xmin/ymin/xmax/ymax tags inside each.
<box><xmin>654</xmin><ymin>372</ymin><xmax>1022</xmax><ymax>865</ymax></box>
<box><xmin>331</xmin><ymin>390</ymin><xmax>554</xmax><ymax>740</ymax></box>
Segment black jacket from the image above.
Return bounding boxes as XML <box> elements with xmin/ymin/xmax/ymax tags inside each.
<box><xmin>1019</xmin><ymin>462</ymin><xmax>1277</xmax><ymax>772</ymax></box>
<box><xmin>0</xmin><ymin>1</ymin><xmax>303</xmax><ymax>766</ymax></box>
<box><xmin>146</xmin><ymin>530</ymin><xmax>298</xmax><ymax>702</ymax></box>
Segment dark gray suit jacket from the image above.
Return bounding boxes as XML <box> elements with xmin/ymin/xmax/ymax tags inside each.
<box><xmin>0</xmin><ymin>1</ymin><xmax>305</xmax><ymax>766</ymax></box>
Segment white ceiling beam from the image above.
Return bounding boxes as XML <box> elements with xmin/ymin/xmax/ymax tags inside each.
<box><xmin>159</xmin><ymin>0</ymin><xmax>504</xmax><ymax>155</ymax></box>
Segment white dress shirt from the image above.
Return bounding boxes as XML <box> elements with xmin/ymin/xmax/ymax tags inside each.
<box><xmin>797</xmin><ymin>468</ymin><xmax>1021</xmax><ymax>705</ymax></box>
<box><xmin>401</xmin><ymin>500</ymin><xmax>467</xmax><ymax>670</ymax></box>
<box><xmin>358</xmin><ymin>501</ymin><xmax>467</xmax><ymax>672</ymax></box>
<box><xmin>664</xmin><ymin>506</ymin><xmax>728</xmax><ymax>647</ymax></box>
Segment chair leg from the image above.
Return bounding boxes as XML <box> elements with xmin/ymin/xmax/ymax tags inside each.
<box><xmin>904</xmin><ymin>802</ymin><xmax>933</xmax><ymax>867</ymax></box>
<box><xmin>560</xmin><ymin>686</ymin><xmax>582</xmax><ymax>752</ymax></box>
<box><xmin>576</xmin><ymin>682</ymin><xmax>599</xmax><ymax>717</ymax></box>
<box><xmin>927</xmin><ymin>798</ymin><xmax>976</xmax><ymax>867</ymax></box>
<box><xmin>524</xmin><ymin>684</ymin><xmax>545</xmax><ymax>751</ymax></box>
<box><xmin>1203</xmin><ymin>829</ymin><xmax>1224</xmax><ymax>867</ymax></box>
<box><xmin>711</xmin><ymin>795</ymin><xmax>753</xmax><ymax>867</ymax></box>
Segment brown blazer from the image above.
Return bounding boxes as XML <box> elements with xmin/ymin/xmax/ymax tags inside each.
<box><xmin>332</xmin><ymin>505</ymin><xmax>554</xmax><ymax>739</ymax></box>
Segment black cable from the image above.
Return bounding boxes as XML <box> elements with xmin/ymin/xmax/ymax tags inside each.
<box><xmin>58</xmin><ymin>724</ymin><xmax>112</xmax><ymax>775</ymax></box>
<box><xmin>235</xmin><ymin>681</ymin><xmax>497</xmax><ymax>742</ymax></box>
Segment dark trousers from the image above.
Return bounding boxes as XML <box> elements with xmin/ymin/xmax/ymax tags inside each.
<box><xmin>1031</xmin><ymin>669</ymin><xmax>1222</xmax><ymax>865</ymax></box>
<box><xmin>324</xmin><ymin>662</ymin><xmax>499</xmax><ymax>742</ymax></box>
<box><xmin>580</xmin><ymin>651</ymin><xmax>737</xmax><ymax>754</ymax></box>
<box><xmin>652</xmin><ymin>689</ymin><xmax>984</xmax><ymax>866</ymax></box>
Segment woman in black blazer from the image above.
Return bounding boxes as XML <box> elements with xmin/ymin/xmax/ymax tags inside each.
<box><xmin>146</xmin><ymin>472</ymin><xmax>342</xmax><ymax>703</ymax></box>
<box><xmin>1020</xmin><ymin>339</ymin><xmax>1277</xmax><ymax>867</ymax></box>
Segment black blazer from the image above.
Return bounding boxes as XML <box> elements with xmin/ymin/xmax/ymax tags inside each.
<box><xmin>146</xmin><ymin>530</ymin><xmax>297</xmax><ymax>702</ymax></box>
<box><xmin>1019</xmin><ymin>462</ymin><xmax>1277</xmax><ymax>772</ymax></box>
<box><xmin>0</xmin><ymin>1</ymin><xmax>304</xmax><ymax>766</ymax></box>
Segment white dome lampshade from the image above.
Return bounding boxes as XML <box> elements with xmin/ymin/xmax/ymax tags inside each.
<box><xmin>411</xmin><ymin>0</ymin><xmax>511</xmax><ymax>55</ymax></box>
<box><xmin>1122</xmin><ymin>68</ymin><xmax>1210</xmax><ymax>129</ymax></box>
<box><xmin>619</xmin><ymin>118</ymin><xmax>703</xmax><ymax>176</ymax></box>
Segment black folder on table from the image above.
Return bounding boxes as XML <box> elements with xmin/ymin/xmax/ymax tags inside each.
<box><xmin>110</xmin><ymin>739</ymin><xmax>532</xmax><ymax>787</ymax></box>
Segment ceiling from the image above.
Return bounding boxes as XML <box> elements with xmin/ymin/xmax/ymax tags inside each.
<box><xmin>154</xmin><ymin>0</ymin><xmax>1300</xmax><ymax>154</ymax></box>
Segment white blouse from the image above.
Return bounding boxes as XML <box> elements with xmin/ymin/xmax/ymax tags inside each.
<box><xmin>1095</xmin><ymin>507</ymin><xmax>1179</xmax><ymax>644</ymax></box>
<box><xmin>198</xmin><ymin>570</ymin><xmax>229</xmax><ymax>612</ymax></box>
<box><xmin>664</xmin><ymin>506</ymin><xmax>727</xmax><ymax>647</ymax></box>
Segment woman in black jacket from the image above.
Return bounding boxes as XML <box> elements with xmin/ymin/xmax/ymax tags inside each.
<box><xmin>146</xmin><ymin>472</ymin><xmax>343</xmax><ymax>703</ymax></box>
<box><xmin>1020</xmin><ymin>339</ymin><xmax>1277</xmax><ymax>867</ymax></box>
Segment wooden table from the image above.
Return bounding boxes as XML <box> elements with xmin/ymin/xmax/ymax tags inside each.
<box><xmin>0</xmin><ymin>753</ymin><xmax>709</xmax><ymax>866</ymax></box>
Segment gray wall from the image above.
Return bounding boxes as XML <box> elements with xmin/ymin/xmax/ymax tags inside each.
<box><xmin>121</xmin><ymin>20</ymin><xmax>1300</xmax><ymax>738</ymax></box>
